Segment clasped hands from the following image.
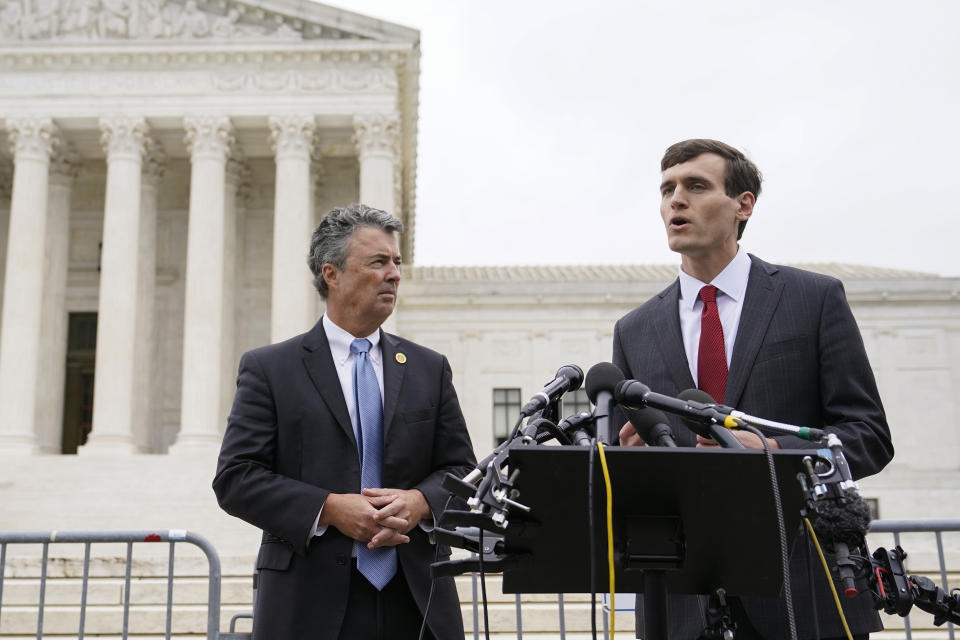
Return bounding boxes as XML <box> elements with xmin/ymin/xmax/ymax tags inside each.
<box><xmin>321</xmin><ymin>488</ymin><xmax>430</xmax><ymax>550</ymax></box>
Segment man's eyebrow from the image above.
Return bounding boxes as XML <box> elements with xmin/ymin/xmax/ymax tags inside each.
<box><xmin>659</xmin><ymin>179</ymin><xmax>676</xmax><ymax>191</ymax></box>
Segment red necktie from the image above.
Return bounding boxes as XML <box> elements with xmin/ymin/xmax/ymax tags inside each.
<box><xmin>697</xmin><ymin>285</ymin><xmax>728</xmax><ymax>403</ymax></box>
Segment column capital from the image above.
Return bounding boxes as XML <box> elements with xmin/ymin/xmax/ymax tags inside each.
<box><xmin>183</xmin><ymin>115</ymin><xmax>234</xmax><ymax>161</ymax></box>
<box><xmin>353</xmin><ymin>112</ymin><xmax>400</xmax><ymax>161</ymax></box>
<box><xmin>99</xmin><ymin>116</ymin><xmax>149</xmax><ymax>161</ymax></box>
<box><xmin>49</xmin><ymin>143</ymin><xmax>82</xmax><ymax>185</ymax></box>
<box><xmin>5</xmin><ymin>117</ymin><xmax>60</xmax><ymax>161</ymax></box>
<box><xmin>268</xmin><ymin>114</ymin><xmax>316</xmax><ymax>159</ymax></box>
<box><xmin>226</xmin><ymin>148</ymin><xmax>252</xmax><ymax>206</ymax></box>
<box><xmin>142</xmin><ymin>138</ymin><xmax>167</xmax><ymax>187</ymax></box>
<box><xmin>0</xmin><ymin>157</ymin><xmax>12</xmax><ymax>200</ymax></box>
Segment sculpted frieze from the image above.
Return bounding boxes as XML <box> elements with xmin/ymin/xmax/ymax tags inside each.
<box><xmin>0</xmin><ymin>0</ymin><xmax>366</xmax><ymax>42</ymax></box>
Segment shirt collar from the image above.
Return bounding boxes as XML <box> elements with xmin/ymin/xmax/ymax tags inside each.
<box><xmin>322</xmin><ymin>314</ymin><xmax>382</xmax><ymax>365</ymax></box>
<box><xmin>678</xmin><ymin>247</ymin><xmax>752</xmax><ymax>310</ymax></box>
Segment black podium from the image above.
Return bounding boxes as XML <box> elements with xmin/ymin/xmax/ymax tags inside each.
<box><xmin>501</xmin><ymin>447</ymin><xmax>812</xmax><ymax>636</ymax></box>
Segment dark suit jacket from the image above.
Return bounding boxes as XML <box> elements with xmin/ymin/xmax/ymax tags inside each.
<box><xmin>213</xmin><ymin>320</ymin><xmax>476</xmax><ymax>640</ymax></box>
<box><xmin>612</xmin><ymin>255</ymin><xmax>894</xmax><ymax>639</ymax></box>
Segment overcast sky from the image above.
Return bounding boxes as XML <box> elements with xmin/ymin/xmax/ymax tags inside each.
<box><xmin>330</xmin><ymin>1</ymin><xmax>960</xmax><ymax>277</ymax></box>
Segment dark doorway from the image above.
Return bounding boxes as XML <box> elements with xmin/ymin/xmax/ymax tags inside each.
<box><xmin>62</xmin><ymin>312</ymin><xmax>97</xmax><ymax>454</ymax></box>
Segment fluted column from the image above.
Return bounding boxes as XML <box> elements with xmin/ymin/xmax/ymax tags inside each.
<box><xmin>36</xmin><ymin>146</ymin><xmax>81</xmax><ymax>453</ymax></box>
<box><xmin>173</xmin><ymin>115</ymin><xmax>233</xmax><ymax>452</ymax></box>
<box><xmin>353</xmin><ymin>113</ymin><xmax>401</xmax><ymax>333</ymax></box>
<box><xmin>353</xmin><ymin>113</ymin><xmax>400</xmax><ymax>215</ymax></box>
<box><xmin>135</xmin><ymin>141</ymin><xmax>165</xmax><ymax>452</ymax></box>
<box><xmin>0</xmin><ymin>118</ymin><xmax>60</xmax><ymax>454</ymax></box>
<box><xmin>219</xmin><ymin>150</ymin><xmax>248</xmax><ymax>430</ymax></box>
<box><xmin>86</xmin><ymin>116</ymin><xmax>149</xmax><ymax>453</ymax></box>
<box><xmin>268</xmin><ymin>114</ymin><xmax>316</xmax><ymax>343</ymax></box>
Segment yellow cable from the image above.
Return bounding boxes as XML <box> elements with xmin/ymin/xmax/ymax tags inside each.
<box><xmin>802</xmin><ymin>517</ymin><xmax>854</xmax><ymax>640</ymax></box>
<box><xmin>597</xmin><ymin>442</ymin><xmax>615</xmax><ymax>638</ymax></box>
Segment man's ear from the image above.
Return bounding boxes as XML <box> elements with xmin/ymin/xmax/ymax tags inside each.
<box><xmin>736</xmin><ymin>191</ymin><xmax>756</xmax><ymax>222</ymax></box>
<box><xmin>321</xmin><ymin>263</ymin><xmax>339</xmax><ymax>293</ymax></box>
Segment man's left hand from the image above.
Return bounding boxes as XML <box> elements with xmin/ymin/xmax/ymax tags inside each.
<box><xmin>363</xmin><ymin>487</ymin><xmax>430</xmax><ymax>537</ymax></box>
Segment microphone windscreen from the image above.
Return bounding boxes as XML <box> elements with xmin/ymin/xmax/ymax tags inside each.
<box><xmin>584</xmin><ymin>362</ymin><xmax>625</xmax><ymax>404</ymax></box>
<box><xmin>623</xmin><ymin>405</ymin><xmax>672</xmax><ymax>444</ymax></box>
<box><xmin>676</xmin><ymin>388</ymin><xmax>716</xmax><ymax>438</ymax></box>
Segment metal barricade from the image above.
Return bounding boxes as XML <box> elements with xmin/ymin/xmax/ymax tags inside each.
<box><xmin>0</xmin><ymin>530</ymin><xmax>223</xmax><ymax>640</ymax></box>
<box><xmin>868</xmin><ymin>518</ymin><xmax>960</xmax><ymax>640</ymax></box>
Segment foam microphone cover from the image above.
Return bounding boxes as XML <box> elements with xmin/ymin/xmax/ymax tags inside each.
<box><xmin>584</xmin><ymin>362</ymin><xmax>625</xmax><ymax>405</ymax></box>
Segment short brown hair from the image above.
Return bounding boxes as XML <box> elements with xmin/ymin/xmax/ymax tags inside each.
<box><xmin>661</xmin><ymin>139</ymin><xmax>762</xmax><ymax>240</ymax></box>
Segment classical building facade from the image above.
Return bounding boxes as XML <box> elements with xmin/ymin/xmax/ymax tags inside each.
<box><xmin>1</xmin><ymin>0</ymin><xmax>958</xmax><ymax>568</ymax></box>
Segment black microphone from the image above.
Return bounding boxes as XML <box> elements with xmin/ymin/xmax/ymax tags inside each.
<box><xmin>810</xmin><ymin>491</ymin><xmax>871</xmax><ymax>598</ymax></box>
<box><xmin>519</xmin><ymin>365</ymin><xmax>584</xmax><ymax>418</ymax></box>
<box><xmin>623</xmin><ymin>405</ymin><xmax>677</xmax><ymax>447</ymax></box>
<box><xmin>676</xmin><ymin>389</ymin><xmax>745</xmax><ymax>449</ymax></box>
<box><xmin>558</xmin><ymin>411</ymin><xmax>595</xmax><ymax>446</ymax></box>
<box><xmin>584</xmin><ymin>362</ymin><xmax>625</xmax><ymax>445</ymax></box>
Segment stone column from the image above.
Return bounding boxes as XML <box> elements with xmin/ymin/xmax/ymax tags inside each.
<box><xmin>310</xmin><ymin>150</ymin><xmax>327</xmax><ymax>321</ymax></box>
<box><xmin>354</xmin><ymin>113</ymin><xmax>401</xmax><ymax>333</ymax></box>
<box><xmin>219</xmin><ymin>150</ymin><xmax>248</xmax><ymax>429</ymax></box>
<box><xmin>36</xmin><ymin>146</ymin><xmax>81</xmax><ymax>452</ymax></box>
<box><xmin>86</xmin><ymin>116</ymin><xmax>149</xmax><ymax>453</ymax></box>
<box><xmin>172</xmin><ymin>115</ymin><xmax>233</xmax><ymax>452</ymax></box>
<box><xmin>0</xmin><ymin>118</ymin><xmax>60</xmax><ymax>454</ymax></box>
<box><xmin>268</xmin><ymin>114</ymin><xmax>316</xmax><ymax>343</ymax></box>
<box><xmin>135</xmin><ymin>141</ymin><xmax>165</xmax><ymax>452</ymax></box>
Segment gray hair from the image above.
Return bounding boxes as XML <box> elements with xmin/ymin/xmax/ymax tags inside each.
<box><xmin>307</xmin><ymin>203</ymin><xmax>404</xmax><ymax>299</ymax></box>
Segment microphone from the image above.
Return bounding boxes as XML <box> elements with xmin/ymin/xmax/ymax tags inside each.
<box><xmin>519</xmin><ymin>365</ymin><xmax>584</xmax><ymax>418</ymax></box>
<box><xmin>676</xmin><ymin>389</ymin><xmax>745</xmax><ymax>449</ymax></box>
<box><xmin>809</xmin><ymin>490</ymin><xmax>871</xmax><ymax>598</ymax></box>
<box><xmin>623</xmin><ymin>405</ymin><xmax>677</xmax><ymax>447</ymax></box>
<box><xmin>558</xmin><ymin>411</ymin><xmax>595</xmax><ymax>446</ymax></box>
<box><xmin>584</xmin><ymin>362</ymin><xmax>625</xmax><ymax>445</ymax></box>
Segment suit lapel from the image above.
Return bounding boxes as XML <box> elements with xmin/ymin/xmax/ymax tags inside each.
<box><xmin>726</xmin><ymin>255</ymin><xmax>784</xmax><ymax>406</ymax></box>
<box><xmin>379</xmin><ymin>330</ymin><xmax>406</xmax><ymax>441</ymax></box>
<box><xmin>652</xmin><ymin>280</ymin><xmax>697</xmax><ymax>392</ymax></box>
<box><xmin>301</xmin><ymin>321</ymin><xmax>356</xmax><ymax>448</ymax></box>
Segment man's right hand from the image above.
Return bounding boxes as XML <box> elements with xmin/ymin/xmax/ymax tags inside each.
<box><xmin>319</xmin><ymin>493</ymin><xmax>411</xmax><ymax>547</ymax></box>
<box><xmin>619</xmin><ymin>420</ymin><xmax>647</xmax><ymax>447</ymax></box>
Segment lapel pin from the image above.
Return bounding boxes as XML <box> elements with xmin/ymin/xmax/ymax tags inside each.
<box><xmin>395</xmin><ymin>352</ymin><xmax>407</xmax><ymax>364</ymax></box>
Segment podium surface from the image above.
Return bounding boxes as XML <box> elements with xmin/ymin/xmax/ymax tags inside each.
<box><xmin>503</xmin><ymin>446</ymin><xmax>811</xmax><ymax>596</ymax></box>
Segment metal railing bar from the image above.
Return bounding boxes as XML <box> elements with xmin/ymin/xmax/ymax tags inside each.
<box><xmin>165</xmin><ymin>541</ymin><xmax>175</xmax><ymax>640</ymax></box>
<box><xmin>79</xmin><ymin>541</ymin><xmax>90</xmax><ymax>640</ymax></box>
<box><xmin>0</xmin><ymin>541</ymin><xmax>6</xmax><ymax>634</ymax></box>
<box><xmin>558</xmin><ymin>592</ymin><xmax>566</xmax><ymax>640</ymax></box>
<box><xmin>471</xmin><ymin>571</ymin><xmax>479</xmax><ymax>640</ymax></box>
<box><xmin>515</xmin><ymin>592</ymin><xmax>522</xmax><ymax>639</ymax></box>
<box><xmin>870</xmin><ymin>519</ymin><xmax>960</xmax><ymax>533</ymax></box>
<box><xmin>37</xmin><ymin>541</ymin><xmax>48</xmax><ymax>640</ymax></box>
<box><xmin>122</xmin><ymin>541</ymin><xmax>133</xmax><ymax>639</ymax></box>
<box><xmin>934</xmin><ymin>531</ymin><xmax>956</xmax><ymax>640</ymax></box>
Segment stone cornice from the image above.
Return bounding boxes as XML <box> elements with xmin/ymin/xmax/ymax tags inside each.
<box><xmin>0</xmin><ymin>40</ymin><xmax>414</xmax><ymax>70</ymax></box>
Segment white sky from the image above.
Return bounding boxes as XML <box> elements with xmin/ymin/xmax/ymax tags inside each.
<box><xmin>330</xmin><ymin>1</ymin><xmax>960</xmax><ymax>277</ymax></box>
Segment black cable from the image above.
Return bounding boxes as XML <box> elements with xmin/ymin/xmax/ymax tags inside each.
<box><xmin>588</xmin><ymin>437</ymin><xmax>597</xmax><ymax>640</ymax></box>
<box><xmin>418</xmin><ymin>494</ymin><xmax>454</xmax><ymax>640</ymax></box>
<box><xmin>479</xmin><ymin>527</ymin><xmax>490</xmax><ymax>640</ymax></box>
<box><xmin>746</xmin><ymin>424</ymin><xmax>798</xmax><ymax>640</ymax></box>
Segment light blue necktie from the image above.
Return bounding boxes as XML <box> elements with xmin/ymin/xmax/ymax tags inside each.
<box><xmin>350</xmin><ymin>338</ymin><xmax>397</xmax><ymax>590</ymax></box>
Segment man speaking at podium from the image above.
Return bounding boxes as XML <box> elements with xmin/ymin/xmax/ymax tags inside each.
<box><xmin>613</xmin><ymin>139</ymin><xmax>894</xmax><ymax>639</ymax></box>
<box><xmin>213</xmin><ymin>204</ymin><xmax>475</xmax><ymax>640</ymax></box>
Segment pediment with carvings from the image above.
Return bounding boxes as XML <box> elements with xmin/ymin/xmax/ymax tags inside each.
<box><xmin>0</xmin><ymin>0</ymin><xmax>402</xmax><ymax>43</ymax></box>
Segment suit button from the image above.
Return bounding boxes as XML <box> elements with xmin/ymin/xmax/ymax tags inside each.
<box><xmin>336</xmin><ymin>553</ymin><xmax>347</xmax><ymax>566</ymax></box>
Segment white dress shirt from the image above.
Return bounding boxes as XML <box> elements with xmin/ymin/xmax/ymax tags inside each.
<box><xmin>677</xmin><ymin>248</ymin><xmax>752</xmax><ymax>385</ymax></box>
<box><xmin>311</xmin><ymin>315</ymin><xmax>383</xmax><ymax>539</ymax></box>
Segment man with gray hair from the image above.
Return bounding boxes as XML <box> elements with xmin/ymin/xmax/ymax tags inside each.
<box><xmin>214</xmin><ymin>203</ymin><xmax>476</xmax><ymax>639</ymax></box>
